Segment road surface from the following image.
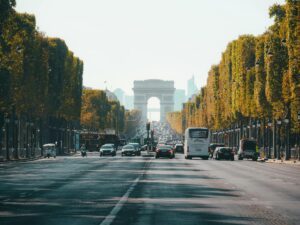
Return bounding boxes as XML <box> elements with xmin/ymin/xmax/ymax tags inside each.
<box><xmin>0</xmin><ymin>152</ymin><xmax>299</xmax><ymax>225</ymax></box>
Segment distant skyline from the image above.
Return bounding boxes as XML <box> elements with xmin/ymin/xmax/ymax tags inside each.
<box><xmin>16</xmin><ymin>0</ymin><xmax>285</xmax><ymax>95</ymax></box>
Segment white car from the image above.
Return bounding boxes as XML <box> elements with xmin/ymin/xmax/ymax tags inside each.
<box><xmin>43</xmin><ymin>143</ymin><xmax>56</xmax><ymax>158</ymax></box>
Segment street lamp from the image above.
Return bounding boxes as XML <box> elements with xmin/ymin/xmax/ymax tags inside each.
<box><xmin>277</xmin><ymin>119</ymin><xmax>282</xmax><ymax>160</ymax></box>
<box><xmin>298</xmin><ymin>112</ymin><xmax>300</xmax><ymax>160</ymax></box>
<box><xmin>284</xmin><ymin>118</ymin><xmax>289</xmax><ymax>160</ymax></box>
<box><xmin>267</xmin><ymin>120</ymin><xmax>272</xmax><ymax>158</ymax></box>
<box><xmin>4</xmin><ymin>117</ymin><xmax>10</xmax><ymax>160</ymax></box>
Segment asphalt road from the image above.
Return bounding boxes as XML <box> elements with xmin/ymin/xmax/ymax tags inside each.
<box><xmin>0</xmin><ymin>151</ymin><xmax>299</xmax><ymax>225</ymax></box>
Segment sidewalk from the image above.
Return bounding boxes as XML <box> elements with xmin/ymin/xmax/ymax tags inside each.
<box><xmin>259</xmin><ymin>158</ymin><xmax>300</xmax><ymax>165</ymax></box>
<box><xmin>0</xmin><ymin>156</ymin><xmax>43</xmax><ymax>164</ymax></box>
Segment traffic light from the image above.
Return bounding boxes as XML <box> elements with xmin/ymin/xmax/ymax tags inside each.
<box><xmin>151</xmin><ymin>130</ymin><xmax>154</xmax><ymax>139</ymax></box>
<box><xmin>146</xmin><ymin>122</ymin><xmax>150</xmax><ymax>131</ymax></box>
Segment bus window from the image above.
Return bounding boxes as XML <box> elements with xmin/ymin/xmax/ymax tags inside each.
<box><xmin>189</xmin><ymin>129</ymin><xmax>208</xmax><ymax>139</ymax></box>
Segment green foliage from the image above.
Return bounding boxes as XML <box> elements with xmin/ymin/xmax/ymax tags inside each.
<box><xmin>124</xmin><ymin>109</ymin><xmax>142</xmax><ymax>138</ymax></box>
<box><xmin>167</xmin><ymin>0</ymin><xmax>300</xmax><ymax>134</ymax></box>
<box><xmin>80</xmin><ymin>89</ymin><xmax>126</xmax><ymax>133</ymax></box>
<box><xmin>269</xmin><ymin>4</ymin><xmax>286</xmax><ymax>23</ymax></box>
<box><xmin>0</xmin><ymin>5</ymin><xmax>83</xmax><ymax>126</ymax></box>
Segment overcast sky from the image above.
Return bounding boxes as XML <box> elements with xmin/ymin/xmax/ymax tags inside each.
<box><xmin>16</xmin><ymin>0</ymin><xmax>285</xmax><ymax>96</ymax></box>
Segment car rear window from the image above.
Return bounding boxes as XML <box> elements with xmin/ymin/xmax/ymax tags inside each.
<box><xmin>243</xmin><ymin>141</ymin><xmax>256</xmax><ymax>150</ymax></box>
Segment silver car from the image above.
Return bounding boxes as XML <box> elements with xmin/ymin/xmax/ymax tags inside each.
<box><xmin>100</xmin><ymin>144</ymin><xmax>116</xmax><ymax>157</ymax></box>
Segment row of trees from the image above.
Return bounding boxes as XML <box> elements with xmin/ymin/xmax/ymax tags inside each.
<box><xmin>80</xmin><ymin>88</ymin><xmax>143</xmax><ymax>137</ymax></box>
<box><xmin>167</xmin><ymin>0</ymin><xmax>300</xmax><ymax>135</ymax></box>
<box><xmin>80</xmin><ymin>89</ymin><xmax>125</xmax><ymax>133</ymax></box>
<box><xmin>0</xmin><ymin>0</ymin><xmax>83</xmax><ymax>124</ymax></box>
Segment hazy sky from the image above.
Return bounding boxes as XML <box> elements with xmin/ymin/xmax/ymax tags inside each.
<box><xmin>16</xmin><ymin>0</ymin><xmax>285</xmax><ymax>96</ymax></box>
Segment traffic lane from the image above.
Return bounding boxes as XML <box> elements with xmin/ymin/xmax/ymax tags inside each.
<box><xmin>114</xmin><ymin>156</ymin><xmax>293</xmax><ymax>225</ymax></box>
<box><xmin>188</xmin><ymin>158</ymin><xmax>300</xmax><ymax>223</ymax></box>
<box><xmin>0</xmin><ymin>155</ymin><xmax>150</xmax><ymax>225</ymax></box>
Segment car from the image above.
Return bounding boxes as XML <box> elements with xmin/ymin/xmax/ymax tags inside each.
<box><xmin>121</xmin><ymin>144</ymin><xmax>136</xmax><ymax>156</ymax></box>
<box><xmin>155</xmin><ymin>145</ymin><xmax>175</xmax><ymax>159</ymax></box>
<box><xmin>128</xmin><ymin>142</ymin><xmax>141</xmax><ymax>156</ymax></box>
<box><xmin>209</xmin><ymin>143</ymin><xmax>225</xmax><ymax>158</ymax></box>
<box><xmin>238</xmin><ymin>139</ymin><xmax>258</xmax><ymax>161</ymax></box>
<box><xmin>104</xmin><ymin>143</ymin><xmax>116</xmax><ymax>150</ymax></box>
<box><xmin>174</xmin><ymin>143</ymin><xmax>184</xmax><ymax>153</ymax></box>
<box><xmin>141</xmin><ymin>144</ymin><xmax>156</xmax><ymax>151</ymax></box>
<box><xmin>43</xmin><ymin>143</ymin><xmax>56</xmax><ymax>158</ymax></box>
<box><xmin>100</xmin><ymin>144</ymin><xmax>116</xmax><ymax>156</ymax></box>
<box><xmin>140</xmin><ymin>144</ymin><xmax>148</xmax><ymax>151</ymax></box>
<box><xmin>213</xmin><ymin>147</ymin><xmax>234</xmax><ymax>160</ymax></box>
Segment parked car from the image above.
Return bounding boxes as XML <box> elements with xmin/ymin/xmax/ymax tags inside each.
<box><xmin>43</xmin><ymin>143</ymin><xmax>56</xmax><ymax>158</ymax></box>
<box><xmin>100</xmin><ymin>144</ymin><xmax>116</xmax><ymax>156</ymax></box>
<box><xmin>155</xmin><ymin>145</ymin><xmax>175</xmax><ymax>159</ymax></box>
<box><xmin>213</xmin><ymin>147</ymin><xmax>234</xmax><ymax>160</ymax></box>
<box><xmin>128</xmin><ymin>142</ymin><xmax>141</xmax><ymax>156</ymax></box>
<box><xmin>121</xmin><ymin>144</ymin><xmax>136</xmax><ymax>156</ymax></box>
<box><xmin>209</xmin><ymin>143</ymin><xmax>225</xmax><ymax>158</ymax></box>
<box><xmin>174</xmin><ymin>143</ymin><xmax>184</xmax><ymax>153</ymax></box>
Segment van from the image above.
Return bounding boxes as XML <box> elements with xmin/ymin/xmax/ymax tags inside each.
<box><xmin>238</xmin><ymin>139</ymin><xmax>258</xmax><ymax>161</ymax></box>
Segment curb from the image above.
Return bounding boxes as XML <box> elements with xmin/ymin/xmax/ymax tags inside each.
<box><xmin>0</xmin><ymin>156</ymin><xmax>43</xmax><ymax>164</ymax></box>
<box><xmin>265</xmin><ymin>159</ymin><xmax>300</xmax><ymax>165</ymax></box>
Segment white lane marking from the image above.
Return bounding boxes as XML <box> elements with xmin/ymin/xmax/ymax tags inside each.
<box><xmin>99</xmin><ymin>159</ymin><xmax>150</xmax><ymax>225</ymax></box>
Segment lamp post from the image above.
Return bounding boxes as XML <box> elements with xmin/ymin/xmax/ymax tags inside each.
<box><xmin>284</xmin><ymin>118</ymin><xmax>290</xmax><ymax>160</ymax></box>
<box><xmin>267</xmin><ymin>120</ymin><xmax>272</xmax><ymax>158</ymax></box>
<box><xmin>297</xmin><ymin>111</ymin><xmax>300</xmax><ymax>161</ymax></box>
<box><xmin>14</xmin><ymin>119</ymin><xmax>19</xmax><ymax>159</ymax></box>
<box><xmin>4</xmin><ymin>116</ymin><xmax>10</xmax><ymax>161</ymax></box>
<box><xmin>257</xmin><ymin>120</ymin><xmax>260</xmax><ymax>147</ymax></box>
<box><xmin>277</xmin><ymin>119</ymin><xmax>282</xmax><ymax>160</ymax></box>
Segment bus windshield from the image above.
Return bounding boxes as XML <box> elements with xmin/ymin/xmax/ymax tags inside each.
<box><xmin>189</xmin><ymin>129</ymin><xmax>208</xmax><ymax>139</ymax></box>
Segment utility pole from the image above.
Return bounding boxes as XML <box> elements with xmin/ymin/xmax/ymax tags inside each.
<box><xmin>146</xmin><ymin>122</ymin><xmax>150</xmax><ymax>155</ymax></box>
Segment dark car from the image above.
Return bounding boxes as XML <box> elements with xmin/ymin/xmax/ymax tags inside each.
<box><xmin>155</xmin><ymin>145</ymin><xmax>175</xmax><ymax>159</ymax></box>
<box><xmin>100</xmin><ymin>144</ymin><xmax>116</xmax><ymax>156</ymax></box>
<box><xmin>209</xmin><ymin>143</ymin><xmax>225</xmax><ymax>158</ymax></box>
<box><xmin>121</xmin><ymin>144</ymin><xmax>136</xmax><ymax>156</ymax></box>
<box><xmin>238</xmin><ymin>139</ymin><xmax>258</xmax><ymax>161</ymax></box>
<box><xmin>174</xmin><ymin>143</ymin><xmax>184</xmax><ymax>153</ymax></box>
<box><xmin>128</xmin><ymin>142</ymin><xmax>141</xmax><ymax>156</ymax></box>
<box><xmin>213</xmin><ymin>147</ymin><xmax>234</xmax><ymax>160</ymax></box>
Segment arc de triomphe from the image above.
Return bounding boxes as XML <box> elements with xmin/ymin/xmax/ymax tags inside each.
<box><xmin>133</xmin><ymin>79</ymin><xmax>175</xmax><ymax>122</ymax></box>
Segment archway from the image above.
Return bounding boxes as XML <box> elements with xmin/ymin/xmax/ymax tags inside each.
<box><xmin>147</xmin><ymin>97</ymin><xmax>160</xmax><ymax>122</ymax></box>
<box><xmin>133</xmin><ymin>79</ymin><xmax>175</xmax><ymax>122</ymax></box>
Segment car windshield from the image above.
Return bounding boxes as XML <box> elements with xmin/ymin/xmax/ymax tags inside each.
<box><xmin>129</xmin><ymin>143</ymin><xmax>139</xmax><ymax>146</ymax></box>
<box><xmin>103</xmin><ymin>144</ymin><xmax>114</xmax><ymax>147</ymax></box>
<box><xmin>123</xmin><ymin>145</ymin><xmax>134</xmax><ymax>149</ymax></box>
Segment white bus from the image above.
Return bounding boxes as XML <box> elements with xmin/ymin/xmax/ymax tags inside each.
<box><xmin>184</xmin><ymin>127</ymin><xmax>210</xmax><ymax>160</ymax></box>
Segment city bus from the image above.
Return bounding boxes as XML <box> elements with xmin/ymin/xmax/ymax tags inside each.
<box><xmin>184</xmin><ymin>127</ymin><xmax>210</xmax><ymax>160</ymax></box>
